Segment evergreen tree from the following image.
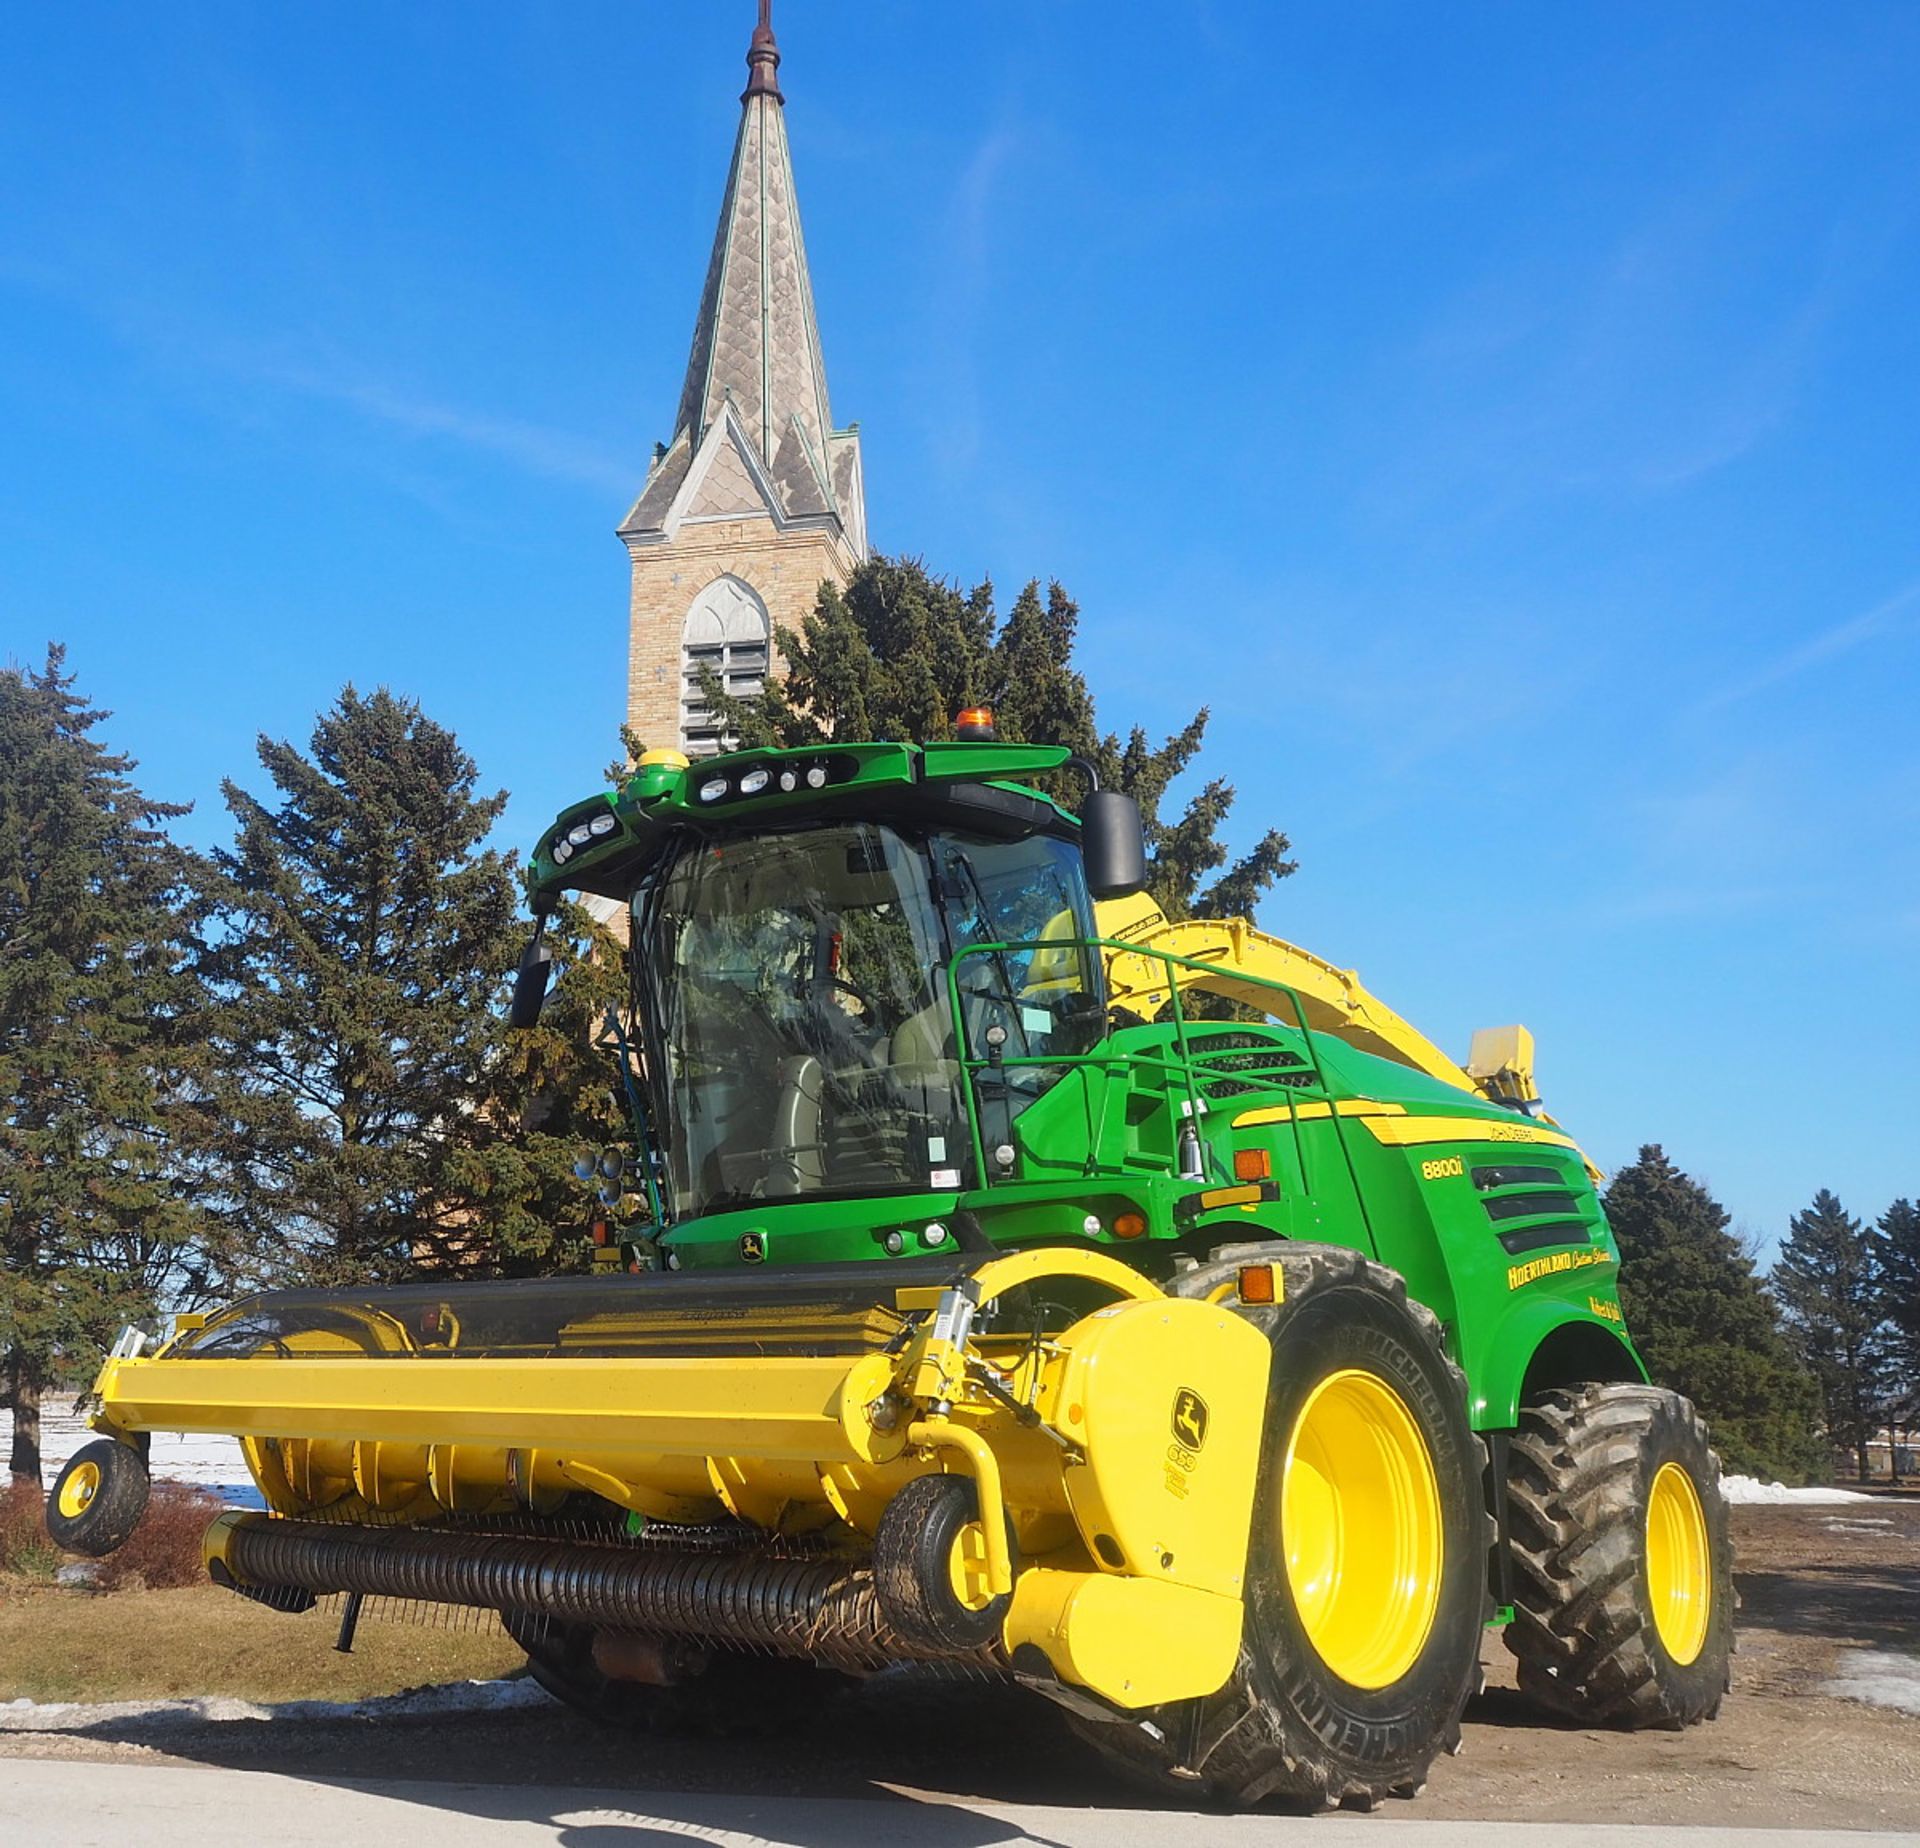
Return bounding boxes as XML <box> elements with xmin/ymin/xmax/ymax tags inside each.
<box><xmin>456</xmin><ymin>892</ymin><xmax>636</xmax><ymax>1266</ymax></box>
<box><xmin>1876</xmin><ymin>1197</ymin><xmax>1920</xmax><ymax>1470</ymax></box>
<box><xmin>1773</xmin><ymin>1189</ymin><xmax>1889</xmax><ymax>1480</ymax></box>
<box><xmin>1604</xmin><ymin>1146</ymin><xmax>1825</xmax><ymax>1482</ymax></box>
<box><xmin>204</xmin><ymin>687</ymin><xmax>574</xmax><ymax>1284</ymax></box>
<box><xmin>1</xmin><ymin>649</ymin><xmax>226</xmax><ymax>1482</ymax></box>
<box><xmin>703</xmin><ymin>557</ymin><xmax>1295</xmax><ymax>921</ymax></box>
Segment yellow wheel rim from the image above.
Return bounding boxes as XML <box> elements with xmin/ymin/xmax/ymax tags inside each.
<box><xmin>57</xmin><ymin>1459</ymin><xmax>101</xmax><ymax>1520</ymax></box>
<box><xmin>1645</xmin><ymin>1460</ymin><xmax>1711</xmax><ymax>1665</ymax></box>
<box><xmin>946</xmin><ymin>1518</ymin><xmax>995</xmax><ymax>1612</ymax></box>
<box><xmin>1281</xmin><ymin>1367</ymin><xmax>1443</xmax><ymax>1689</ymax></box>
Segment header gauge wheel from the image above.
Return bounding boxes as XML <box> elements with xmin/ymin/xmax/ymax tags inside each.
<box><xmin>1505</xmin><ymin>1383</ymin><xmax>1733</xmax><ymax>1727</ymax></box>
<box><xmin>45</xmin><ymin>1438</ymin><xmax>149</xmax><ymax>1558</ymax></box>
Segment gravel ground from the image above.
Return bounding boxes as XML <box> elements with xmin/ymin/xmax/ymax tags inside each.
<box><xmin>2</xmin><ymin>1498</ymin><xmax>1916</xmax><ymax>1831</ymax></box>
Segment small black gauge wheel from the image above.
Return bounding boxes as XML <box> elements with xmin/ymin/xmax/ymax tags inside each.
<box><xmin>872</xmin><ymin>1472</ymin><xmax>1012</xmax><ymax>1652</ymax></box>
<box><xmin>45</xmin><ymin>1439</ymin><xmax>151</xmax><ymax>1557</ymax></box>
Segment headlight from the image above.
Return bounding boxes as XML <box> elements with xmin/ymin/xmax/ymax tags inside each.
<box><xmin>805</xmin><ymin>765</ymin><xmax>827</xmax><ymax>788</ymax></box>
<box><xmin>588</xmin><ymin>813</ymin><xmax>616</xmax><ymax>836</ymax></box>
<box><xmin>698</xmin><ymin>777</ymin><xmax>728</xmax><ymax>803</ymax></box>
<box><xmin>567</xmin><ymin>822</ymin><xmax>593</xmax><ymax>846</ymax></box>
<box><xmin>552</xmin><ymin>839</ymin><xmax>573</xmax><ymax>864</ymax></box>
<box><xmin>738</xmin><ymin>768</ymin><xmax>770</xmax><ymax>795</ymax></box>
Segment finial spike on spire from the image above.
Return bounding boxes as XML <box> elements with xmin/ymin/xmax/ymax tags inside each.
<box><xmin>743</xmin><ymin>0</ymin><xmax>783</xmax><ymax>104</ymax></box>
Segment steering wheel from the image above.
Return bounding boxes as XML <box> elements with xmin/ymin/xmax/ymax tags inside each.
<box><xmin>829</xmin><ymin>972</ymin><xmax>882</xmax><ymax>1022</ymax></box>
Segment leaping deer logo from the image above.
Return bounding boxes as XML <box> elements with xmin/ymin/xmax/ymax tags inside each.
<box><xmin>1172</xmin><ymin>1388</ymin><xmax>1209</xmax><ymax>1452</ymax></box>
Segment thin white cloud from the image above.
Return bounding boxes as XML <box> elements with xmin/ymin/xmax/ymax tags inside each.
<box><xmin>2</xmin><ymin>253</ymin><xmax>639</xmax><ymax>501</ymax></box>
<box><xmin>1699</xmin><ymin>577</ymin><xmax>1920</xmax><ymax>712</ymax></box>
<box><xmin>916</xmin><ymin>123</ymin><xmax>1020</xmax><ymax>475</ymax></box>
<box><xmin>258</xmin><ymin>361</ymin><xmax>637</xmax><ymax>496</ymax></box>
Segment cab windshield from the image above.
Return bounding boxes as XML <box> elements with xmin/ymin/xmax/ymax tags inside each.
<box><xmin>634</xmin><ymin>821</ymin><xmax>1099</xmax><ymax>1218</ymax></box>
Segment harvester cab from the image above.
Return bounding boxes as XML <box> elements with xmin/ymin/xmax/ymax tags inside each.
<box><xmin>56</xmin><ymin>726</ymin><xmax>1734</xmax><ymax>1812</ymax></box>
<box><xmin>524</xmin><ymin>737</ymin><xmax>1139</xmax><ymax>1269</ymax></box>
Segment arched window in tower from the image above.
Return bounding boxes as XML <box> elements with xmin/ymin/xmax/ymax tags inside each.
<box><xmin>680</xmin><ymin>575</ymin><xmax>770</xmax><ymax>755</ymax></box>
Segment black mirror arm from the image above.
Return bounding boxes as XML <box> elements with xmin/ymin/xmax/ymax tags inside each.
<box><xmin>508</xmin><ymin>912</ymin><xmax>557</xmax><ymax>1031</ymax></box>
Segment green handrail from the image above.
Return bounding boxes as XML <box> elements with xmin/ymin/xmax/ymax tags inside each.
<box><xmin>942</xmin><ymin>936</ymin><xmax>1336</xmax><ymax>1192</ymax></box>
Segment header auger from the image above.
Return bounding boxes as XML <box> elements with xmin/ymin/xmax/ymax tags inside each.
<box><xmin>56</xmin><ymin>727</ymin><xmax>1732</xmax><ymax>1811</ymax></box>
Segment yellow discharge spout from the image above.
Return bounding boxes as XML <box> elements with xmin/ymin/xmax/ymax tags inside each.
<box><xmin>1098</xmin><ymin>892</ymin><xmax>1505</xmax><ymax>1102</ymax></box>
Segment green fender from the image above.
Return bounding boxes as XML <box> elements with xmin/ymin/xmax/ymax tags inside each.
<box><xmin>1463</xmin><ymin>1293</ymin><xmax>1646</xmax><ymax>1431</ymax></box>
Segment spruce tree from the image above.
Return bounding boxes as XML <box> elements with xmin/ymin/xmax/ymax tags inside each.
<box><xmin>1604</xmin><ymin>1146</ymin><xmax>1825</xmax><ymax>1482</ymax></box>
<box><xmin>204</xmin><ymin>687</ymin><xmax>555</xmax><ymax>1284</ymax></box>
<box><xmin>703</xmin><ymin>557</ymin><xmax>1295</xmax><ymax>922</ymax></box>
<box><xmin>1876</xmin><ymin>1197</ymin><xmax>1920</xmax><ymax>1472</ymax></box>
<box><xmin>1</xmin><ymin>649</ymin><xmax>225</xmax><ymax>1482</ymax></box>
<box><xmin>457</xmin><ymin>892</ymin><xmax>636</xmax><ymax>1268</ymax></box>
<box><xmin>1773</xmin><ymin>1189</ymin><xmax>1889</xmax><ymax>1480</ymax></box>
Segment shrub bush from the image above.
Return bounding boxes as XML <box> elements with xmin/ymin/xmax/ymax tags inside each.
<box><xmin>94</xmin><ymin>1482</ymin><xmax>223</xmax><ymax>1591</ymax></box>
<box><xmin>0</xmin><ymin>1477</ymin><xmax>62</xmax><ymax>1581</ymax></box>
<box><xmin>2</xmin><ymin>1474</ymin><xmax>220</xmax><ymax>1591</ymax></box>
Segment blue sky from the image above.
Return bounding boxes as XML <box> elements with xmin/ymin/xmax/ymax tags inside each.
<box><xmin>3</xmin><ymin>3</ymin><xmax>1916</xmax><ymax>1246</ymax></box>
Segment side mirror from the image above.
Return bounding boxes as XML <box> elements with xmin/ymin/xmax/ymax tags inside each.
<box><xmin>1080</xmin><ymin>789</ymin><xmax>1147</xmax><ymax>900</ymax></box>
<box><xmin>508</xmin><ymin>941</ymin><xmax>556</xmax><ymax>1030</ymax></box>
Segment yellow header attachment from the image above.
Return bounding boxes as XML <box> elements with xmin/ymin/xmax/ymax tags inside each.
<box><xmin>92</xmin><ymin>1246</ymin><xmax>1271</xmax><ymax>1711</ymax></box>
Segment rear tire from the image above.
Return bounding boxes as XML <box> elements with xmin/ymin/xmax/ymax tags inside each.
<box><xmin>1505</xmin><ymin>1383</ymin><xmax>1733</xmax><ymax>1727</ymax></box>
<box><xmin>1070</xmin><ymin>1244</ymin><xmax>1490</xmax><ymax>1810</ymax></box>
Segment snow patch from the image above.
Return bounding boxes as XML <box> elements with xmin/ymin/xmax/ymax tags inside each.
<box><xmin>0</xmin><ymin>1678</ymin><xmax>556</xmax><ymax>1733</ymax></box>
<box><xmin>1824</xmin><ymin>1650</ymin><xmax>1920</xmax><ymax>1718</ymax></box>
<box><xmin>1</xmin><ymin>1395</ymin><xmax>249</xmax><ymax>1494</ymax></box>
<box><xmin>1718</xmin><ymin>1473</ymin><xmax>1871</xmax><ymax>1505</ymax></box>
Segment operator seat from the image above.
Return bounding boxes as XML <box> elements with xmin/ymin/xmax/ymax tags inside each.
<box><xmin>763</xmin><ymin>1055</ymin><xmax>826</xmax><ymax>1196</ymax></box>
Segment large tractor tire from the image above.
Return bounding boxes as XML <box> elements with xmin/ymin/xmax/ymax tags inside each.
<box><xmin>1505</xmin><ymin>1383</ymin><xmax>1733</xmax><ymax>1727</ymax></box>
<box><xmin>1070</xmin><ymin>1243</ymin><xmax>1491</xmax><ymax>1810</ymax></box>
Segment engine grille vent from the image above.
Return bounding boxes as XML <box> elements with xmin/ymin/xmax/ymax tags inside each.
<box><xmin>1469</xmin><ymin>1166</ymin><xmax>1597</xmax><ymax>1256</ymax></box>
<box><xmin>1190</xmin><ymin>1032</ymin><xmax>1314</xmax><ymax>1097</ymax></box>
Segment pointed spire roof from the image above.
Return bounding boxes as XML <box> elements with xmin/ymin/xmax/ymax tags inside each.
<box><xmin>621</xmin><ymin>6</ymin><xmax>865</xmax><ymax>558</ymax></box>
<box><xmin>667</xmin><ymin>3</ymin><xmax>838</xmax><ymax>509</ymax></box>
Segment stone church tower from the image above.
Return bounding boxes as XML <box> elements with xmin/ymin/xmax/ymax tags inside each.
<box><xmin>620</xmin><ymin>4</ymin><xmax>867</xmax><ymax>754</ymax></box>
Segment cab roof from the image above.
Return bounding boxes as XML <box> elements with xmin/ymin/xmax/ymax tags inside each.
<box><xmin>530</xmin><ymin>739</ymin><xmax>1082</xmax><ymax>908</ymax></box>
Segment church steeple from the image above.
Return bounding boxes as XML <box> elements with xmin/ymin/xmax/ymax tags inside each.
<box><xmin>620</xmin><ymin>6</ymin><xmax>866</xmax><ymax>752</ymax></box>
<box><xmin>624</xmin><ymin>0</ymin><xmax>859</xmax><ymax>536</ymax></box>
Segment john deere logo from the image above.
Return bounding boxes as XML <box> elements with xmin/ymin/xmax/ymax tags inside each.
<box><xmin>739</xmin><ymin>1232</ymin><xmax>767</xmax><ymax>1264</ymax></box>
<box><xmin>1172</xmin><ymin>1388</ymin><xmax>1209</xmax><ymax>1452</ymax></box>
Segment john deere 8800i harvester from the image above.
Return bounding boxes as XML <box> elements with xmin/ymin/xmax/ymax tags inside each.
<box><xmin>51</xmin><ymin>727</ymin><xmax>1732</xmax><ymax>1809</ymax></box>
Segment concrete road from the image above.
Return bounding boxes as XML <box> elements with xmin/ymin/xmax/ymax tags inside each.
<box><xmin>1</xmin><ymin>1759</ymin><xmax>1914</xmax><ymax>1848</ymax></box>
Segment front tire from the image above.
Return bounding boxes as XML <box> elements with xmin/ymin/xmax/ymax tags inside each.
<box><xmin>1072</xmin><ymin>1244</ymin><xmax>1491</xmax><ymax>1810</ymax></box>
<box><xmin>1505</xmin><ymin>1383</ymin><xmax>1733</xmax><ymax>1727</ymax></box>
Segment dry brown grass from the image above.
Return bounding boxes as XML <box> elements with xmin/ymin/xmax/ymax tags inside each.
<box><xmin>0</xmin><ymin>1581</ymin><xmax>523</xmax><ymax>1703</ymax></box>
